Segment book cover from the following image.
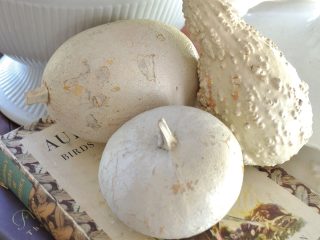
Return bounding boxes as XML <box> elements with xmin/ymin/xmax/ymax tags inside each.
<box><xmin>0</xmin><ymin>121</ymin><xmax>110</xmax><ymax>240</ymax></box>
<box><xmin>1</xmin><ymin>122</ymin><xmax>320</xmax><ymax>239</ymax></box>
<box><xmin>0</xmin><ymin>185</ymin><xmax>53</xmax><ymax>240</ymax></box>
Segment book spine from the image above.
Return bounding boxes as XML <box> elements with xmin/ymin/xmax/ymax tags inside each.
<box><xmin>0</xmin><ymin>140</ymin><xmax>106</xmax><ymax>240</ymax></box>
<box><xmin>0</xmin><ymin>185</ymin><xmax>54</xmax><ymax>239</ymax></box>
<box><xmin>0</xmin><ymin>150</ymin><xmax>33</xmax><ymax>208</ymax></box>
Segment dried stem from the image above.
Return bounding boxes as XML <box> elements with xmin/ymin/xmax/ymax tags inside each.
<box><xmin>158</xmin><ymin>118</ymin><xmax>177</xmax><ymax>151</ymax></box>
<box><xmin>26</xmin><ymin>85</ymin><xmax>49</xmax><ymax>105</ymax></box>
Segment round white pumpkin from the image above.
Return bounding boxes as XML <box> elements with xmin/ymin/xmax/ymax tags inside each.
<box><xmin>31</xmin><ymin>20</ymin><xmax>198</xmax><ymax>142</ymax></box>
<box><xmin>98</xmin><ymin>105</ymin><xmax>243</xmax><ymax>239</ymax></box>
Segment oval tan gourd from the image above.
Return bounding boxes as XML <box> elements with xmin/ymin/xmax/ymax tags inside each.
<box><xmin>183</xmin><ymin>0</ymin><xmax>313</xmax><ymax>166</ymax></box>
<box><xmin>99</xmin><ymin>105</ymin><xmax>244</xmax><ymax>239</ymax></box>
<box><xmin>27</xmin><ymin>20</ymin><xmax>198</xmax><ymax>143</ymax></box>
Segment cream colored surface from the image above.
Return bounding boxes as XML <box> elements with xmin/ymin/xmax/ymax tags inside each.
<box><xmin>40</xmin><ymin>20</ymin><xmax>198</xmax><ymax>143</ymax></box>
<box><xmin>21</xmin><ymin>124</ymin><xmax>152</xmax><ymax>240</ymax></box>
<box><xmin>183</xmin><ymin>0</ymin><xmax>313</xmax><ymax>166</ymax></box>
<box><xmin>99</xmin><ymin>106</ymin><xmax>243</xmax><ymax>239</ymax></box>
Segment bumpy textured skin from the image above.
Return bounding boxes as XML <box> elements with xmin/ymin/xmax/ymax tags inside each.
<box><xmin>42</xmin><ymin>20</ymin><xmax>198</xmax><ymax>143</ymax></box>
<box><xmin>183</xmin><ymin>0</ymin><xmax>313</xmax><ymax>166</ymax></box>
<box><xmin>99</xmin><ymin>106</ymin><xmax>243</xmax><ymax>239</ymax></box>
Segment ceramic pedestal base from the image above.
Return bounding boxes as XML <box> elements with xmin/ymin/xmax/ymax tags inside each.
<box><xmin>0</xmin><ymin>55</ymin><xmax>47</xmax><ymax>126</ymax></box>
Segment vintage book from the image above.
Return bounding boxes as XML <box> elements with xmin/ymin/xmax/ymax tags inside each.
<box><xmin>0</xmin><ymin>185</ymin><xmax>53</xmax><ymax>240</ymax></box>
<box><xmin>1</xmin><ymin>121</ymin><xmax>320</xmax><ymax>240</ymax></box>
<box><xmin>0</xmin><ymin>121</ymin><xmax>110</xmax><ymax>240</ymax></box>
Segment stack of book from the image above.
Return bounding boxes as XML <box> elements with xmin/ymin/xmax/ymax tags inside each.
<box><xmin>0</xmin><ymin>185</ymin><xmax>53</xmax><ymax>240</ymax></box>
<box><xmin>0</xmin><ymin>110</ymin><xmax>52</xmax><ymax>239</ymax></box>
<box><xmin>1</xmin><ymin>120</ymin><xmax>320</xmax><ymax>240</ymax></box>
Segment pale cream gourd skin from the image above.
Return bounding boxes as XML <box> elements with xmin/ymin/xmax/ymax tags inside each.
<box><xmin>29</xmin><ymin>20</ymin><xmax>198</xmax><ymax>143</ymax></box>
<box><xmin>98</xmin><ymin>106</ymin><xmax>243</xmax><ymax>239</ymax></box>
<box><xmin>183</xmin><ymin>0</ymin><xmax>313</xmax><ymax>166</ymax></box>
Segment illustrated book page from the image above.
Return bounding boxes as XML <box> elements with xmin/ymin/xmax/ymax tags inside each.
<box><xmin>21</xmin><ymin>124</ymin><xmax>320</xmax><ymax>240</ymax></box>
<box><xmin>215</xmin><ymin>167</ymin><xmax>320</xmax><ymax>240</ymax></box>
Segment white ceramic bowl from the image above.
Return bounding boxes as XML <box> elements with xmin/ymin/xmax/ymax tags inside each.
<box><xmin>0</xmin><ymin>0</ymin><xmax>185</xmax><ymax>125</ymax></box>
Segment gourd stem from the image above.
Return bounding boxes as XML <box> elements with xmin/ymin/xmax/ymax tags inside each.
<box><xmin>26</xmin><ymin>85</ymin><xmax>49</xmax><ymax>105</ymax></box>
<box><xmin>158</xmin><ymin>118</ymin><xmax>177</xmax><ymax>151</ymax></box>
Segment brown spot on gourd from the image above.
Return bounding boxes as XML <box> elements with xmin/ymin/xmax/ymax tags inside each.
<box><xmin>105</xmin><ymin>59</ymin><xmax>114</xmax><ymax>65</ymax></box>
<box><xmin>63</xmin><ymin>83</ymin><xmax>71</xmax><ymax>92</ymax></box>
<box><xmin>86</xmin><ymin>114</ymin><xmax>102</xmax><ymax>129</ymax></box>
<box><xmin>137</xmin><ymin>54</ymin><xmax>156</xmax><ymax>81</ymax></box>
<box><xmin>231</xmin><ymin>91</ymin><xmax>239</xmax><ymax>101</ymax></box>
<box><xmin>231</xmin><ymin>75</ymin><xmax>241</xmax><ymax>101</ymax></box>
<box><xmin>91</xmin><ymin>94</ymin><xmax>109</xmax><ymax>107</ymax></box>
<box><xmin>63</xmin><ymin>82</ymin><xmax>85</xmax><ymax>96</ymax></box>
<box><xmin>112</xmin><ymin>86</ymin><xmax>121</xmax><ymax>92</ymax></box>
<box><xmin>171</xmin><ymin>182</ymin><xmax>186</xmax><ymax>195</ymax></box>
<box><xmin>204</xmin><ymin>75</ymin><xmax>216</xmax><ymax>108</ymax></box>
<box><xmin>171</xmin><ymin>184</ymin><xmax>179</xmax><ymax>194</ymax></box>
<box><xmin>186</xmin><ymin>181</ymin><xmax>195</xmax><ymax>191</ymax></box>
<box><xmin>95</xmin><ymin>66</ymin><xmax>110</xmax><ymax>83</ymax></box>
<box><xmin>156</xmin><ymin>33</ymin><xmax>166</xmax><ymax>41</ymax></box>
<box><xmin>73</xmin><ymin>85</ymin><xmax>86</xmax><ymax>96</ymax></box>
<box><xmin>171</xmin><ymin>180</ymin><xmax>199</xmax><ymax>194</ymax></box>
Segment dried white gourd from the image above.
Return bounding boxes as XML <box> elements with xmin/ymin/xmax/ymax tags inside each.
<box><xmin>99</xmin><ymin>105</ymin><xmax>243</xmax><ymax>239</ymax></box>
<box><xmin>183</xmin><ymin>0</ymin><xmax>313</xmax><ymax>166</ymax></box>
<box><xmin>27</xmin><ymin>20</ymin><xmax>198</xmax><ymax>143</ymax></box>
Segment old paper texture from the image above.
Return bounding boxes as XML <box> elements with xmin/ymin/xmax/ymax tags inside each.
<box><xmin>22</xmin><ymin>124</ymin><xmax>151</xmax><ymax>240</ymax></box>
<box><xmin>22</xmin><ymin>124</ymin><xmax>320</xmax><ymax>240</ymax></box>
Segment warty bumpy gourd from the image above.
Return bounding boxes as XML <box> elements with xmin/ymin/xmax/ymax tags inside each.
<box><xmin>183</xmin><ymin>0</ymin><xmax>313</xmax><ymax>166</ymax></box>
